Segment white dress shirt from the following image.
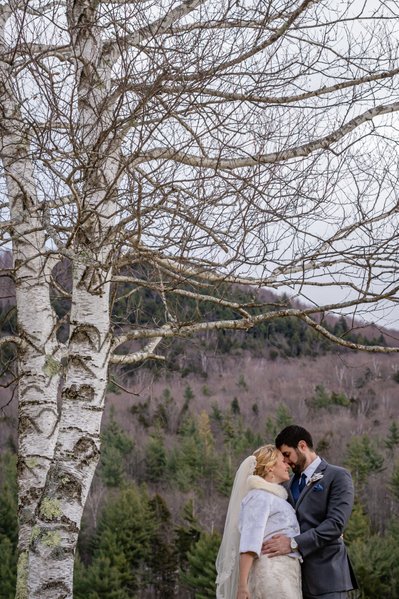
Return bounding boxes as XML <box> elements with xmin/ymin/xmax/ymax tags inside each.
<box><xmin>301</xmin><ymin>455</ymin><xmax>321</xmax><ymax>484</ymax></box>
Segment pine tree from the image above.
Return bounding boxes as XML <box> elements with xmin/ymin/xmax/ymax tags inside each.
<box><xmin>147</xmin><ymin>494</ymin><xmax>178</xmax><ymax>598</ymax></box>
<box><xmin>145</xmin><ymin>432</ymin><xmax>168</xmax><ymax>483</ymax></box>
<box><xmin>75</xmin><ymin>484</ymin><xmax>155</xmax><ymax>597</ymax></box>
<box><xmin>197</xmin><ymin>411</ymin><xmax>214</xmax><ymax>457</ymax></box>
<box><xmin>175</xmin><ymin>500</ymin><xmax>202</xmax><ymax>569</ymax></box>
<box><xmin>344</xmin><ymin>499</ymin><xmax>371</xmax><ymax>545</ymax></box>
<box><xmin>265</xmin><ymin>403</ymin><xmax>293</xmax><ymax>441</ymax></box>
<box><xmin>348</xmin><ymin>533</ymin><xmax>398</xmax><ymax>598</ymax></box>
<box><xmin>74</xmin><ymin>551</ymin><xmax>130</xmax><ymax>599</ymax></box>
<box><xmin>231</xmin><ymin>397</ymin><xmax>241</xmax><ymax>415</ymax></box>
<box><xmin>0</xmin><ymin>537</ymin><xmax>17</xmax><ymax>599</ymax></box>
<box><xmin>389</xmin><ymin>460</ymin><xmax>399</xmax><ymax>503</ymax></box>
<box><xmin>100</xmin><ymin>408</ymin><xmax>134</xmax><ymax>487</ymax></box>
<box><xmin>0</xmin><ymin>451</ymin><xmax>18</xmax><ymax>545</ymax></box>
<box><xmin>0</xmin><ymin>451</ymin><xmax>17</xmax><ymax>598</ymax></box>
<box><xmin>344</xmin><ymin>435</ymin><xmax>384</xmax><ymax>491</ymax></box>
<box><xmin>180</xmin><ymin>531</ymin><xmax>221</xmax><ymax>599</ymax></box>
<box><xmin>385</xmin><ymin>421</ymin><xmax>399</xmax><ymax>452</ymax></box>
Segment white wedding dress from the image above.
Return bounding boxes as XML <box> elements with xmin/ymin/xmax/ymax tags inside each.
<box><xmin>216</xmin><ymin>457</ymin><xmax>302</xmax><ymax>599</ymax></box>
<box><xmin>239</xmin><ymin>484</ymin><xmax>302</xmax><ymax>599</ymax></box>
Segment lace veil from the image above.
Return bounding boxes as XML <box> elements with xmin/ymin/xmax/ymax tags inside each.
<box><xmin>215</xmin><ymin>455</ymin><xmax>257</xmax><ymax>599</ymax></box>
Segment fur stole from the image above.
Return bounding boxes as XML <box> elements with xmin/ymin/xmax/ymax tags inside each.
<box><xmin>247</xmin><ymin>475</ymin><xmax>288</xmax><ymax>500</ymax></box>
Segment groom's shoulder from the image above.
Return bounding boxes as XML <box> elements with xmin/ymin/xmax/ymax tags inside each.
<box><xmin>321</xmin><ymin>459</ymin><xmax>352</xmax><ymax>479</ymax></box>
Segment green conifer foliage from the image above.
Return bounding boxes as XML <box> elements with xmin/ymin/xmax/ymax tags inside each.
<box><xmin>147</xmin><ymin>494</ymin><xmax>178</xmax><ymax>598</ymax></box>
<box><xmin>180</xmin><ymin>531</ymin><xmax>221</xmax><ymax>599</ymax></box>
<box><xmin>100</xmin><ymin>409</ymin><xmax>134</xmax><ymax>487</ymax></box>
<box><xmin>0</xmin><ymin>537</ymin><xmax>17</xmax><ymax>599</ymax></box>
<box><xmin>344</xmin><ymin>435</ymin><xmax>384</xmax><ymax>491</ymax></box>
<box><xmin>348</xmin><ymin>533</ymin><xmax>398</xmax><ymax>598</ymax></box>
<box><xmin>231</xmin><ymin>397</ymin><xmax>240</xmax><ymax>415</ymax></box>
<box><xmin>145</xmin><ymin>432</ymin><xmax>168</xmax><ymax>483</ymax></box>
<box><xmin>0</xmin><ymin>451</ymin><xmax>17</xmax><ymax>598</ymax></box>
<box><xmin>385</xmin><ymin>421</ymin><xmax>399</xmax><ymax>452</ymax></box>
<box><xmin>168</xmin><ymin>414</ymin><xmax>220</xmax><ymax>491</ymax></box>
<box><xmin>389</xmin><ymin>460</ymin><xmax>399</xmax><ymax>503</ymax></box>
<box><xmin>75</xmin><ymin>484</ymin><xmax>155</xmax><ymax>597</ymax></box>
<box><xmin>74</xmin><ymin>552</ymin><xmax>130</xmax><ymax>599</ymax></box>
<box><xmin>305</xmin><ymin>384</ymin><xmax>350</xmax><ymax>413</ymax></box>
<box><xmin>344</xmin><ymin>499</ymin><xmax>371</xmax><ymax>546</ymax></box>
<box><xmin>265</xmin><ymin>403</ymin><xmax>293</xmax><ymax>441</ymax></box>
<box><xmin>175</xmin><ymin>500</ymin><xmax>201</xmax><ymax>568</ymax></box>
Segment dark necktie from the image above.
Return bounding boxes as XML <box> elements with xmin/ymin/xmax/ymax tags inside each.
<box><xmin>292</xmin><ymin>473</ymin><xmax>307</xmax><ymax>502</ymax></box>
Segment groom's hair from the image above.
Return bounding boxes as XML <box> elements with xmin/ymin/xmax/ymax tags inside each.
<box><xmin>275</xmin><ymin>425</ymin><xmax>314</xmax><ymax>450</ymax></box>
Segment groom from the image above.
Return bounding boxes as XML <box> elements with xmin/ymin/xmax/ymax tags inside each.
<box><xmin>262</xmin><ymin>425</ymin><xmax>358</xmax><ymax>599</ymax></box>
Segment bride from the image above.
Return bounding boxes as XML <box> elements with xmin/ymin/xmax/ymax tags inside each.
<box><xmin>216</xmin><ymin>444</ymin><xmax>303</xmax><ymax>599</ymax></box>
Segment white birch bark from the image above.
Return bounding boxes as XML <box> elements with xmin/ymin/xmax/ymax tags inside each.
<box><xmin>20</xmin><ymin>0</ymin><xmax>120</xmax><ymax>593</ymax></box>
<box><xmin>0</xmin><ymin>12</ymin><xmax>62</xmax><ymax>598</ymax></box>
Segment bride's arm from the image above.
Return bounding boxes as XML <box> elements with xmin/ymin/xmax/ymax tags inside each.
<box><xmin>237</xmin><ymin>552</ymin><xmax>256</xmax><ymax>599</ymax></box>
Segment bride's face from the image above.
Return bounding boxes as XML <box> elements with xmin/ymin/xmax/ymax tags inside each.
<box><xmin>271</xmin><ymin>451</ymin><xmax>291</xmax><ymax>483</ymax></box>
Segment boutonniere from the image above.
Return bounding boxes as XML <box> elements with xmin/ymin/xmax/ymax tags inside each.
<box><xmin>306</xmin><ymin>473</ymin><xmax>324</xmax><ymax>486</ymax></box>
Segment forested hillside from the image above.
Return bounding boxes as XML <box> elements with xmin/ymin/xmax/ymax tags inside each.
<box><xmin>1</xmin><ymin>276</ymin><xmax>399</xmax><ymax>598</ymax></box>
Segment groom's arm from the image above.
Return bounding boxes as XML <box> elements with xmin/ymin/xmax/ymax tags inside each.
<box><xmin>263</xmin><ymin>467</ymin><xmax>354</xmax><ymax>558</ymax></box>
<box><xmin>294</xmin><ymin>467</ymin><xmax>354</xmax><ymax>558</ymax></box>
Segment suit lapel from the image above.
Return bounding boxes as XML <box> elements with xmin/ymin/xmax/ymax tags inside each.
<box><xmin>295</xmin><ymin>459</ymin><xmax>328</xmax><ymax>510</ymax></box>
<box><xmin>287</xmin><ymin>477</ymin><xmax>295</xmax><ymax>506</ymax></box>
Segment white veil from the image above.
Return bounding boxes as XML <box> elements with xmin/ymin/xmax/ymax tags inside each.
<box><xmin>215</xmin><ymin>455</ymin><xmax>257</xmax><ymax>599</ymax></box>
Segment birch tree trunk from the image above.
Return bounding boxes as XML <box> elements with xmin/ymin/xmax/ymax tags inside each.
<box><xmin>17</xmin><ymin>1</ymin><xmax>120</xmax><ymax>592</ymax></box>
<box><xmin>0</xmin><ymin>13</ymin><xmax>62</xmax><ymax>596</ymax></box>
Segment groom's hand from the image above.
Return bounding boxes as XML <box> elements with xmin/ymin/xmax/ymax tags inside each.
<box><xmin>262</xmin><ymin>534</ymin><xmax>291</xmax><ymax>557</ymax></box>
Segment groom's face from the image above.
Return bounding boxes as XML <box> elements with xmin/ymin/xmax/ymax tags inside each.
<box><xmin>279</xmin><ymin>444</ymin><xmax>307</xmax><ymax>475</ymax></box>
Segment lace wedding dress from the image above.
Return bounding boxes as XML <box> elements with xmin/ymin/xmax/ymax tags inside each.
<box><xmin>248</xmin><ymin>554</ymin><xmax>302</xmax><ymax>599</ymax></box>
<box><xmin>216</xmin><ymin>456</ymin><xmax>302</xmax><ymax>599</ymax></box>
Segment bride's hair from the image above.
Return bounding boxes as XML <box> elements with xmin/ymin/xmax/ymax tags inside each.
<box><xmin>253</xmin><ymin>444</ymin><xmax>279</xmax><ymax>478</ymax></box>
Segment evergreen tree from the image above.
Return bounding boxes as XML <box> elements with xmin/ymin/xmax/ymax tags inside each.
<box><xmin>145</xmin><ymin>432</ymin><xmax>168</xmax><ymax>483</ymax></box>
<box><xmin>153</xmin><ymin>388</ymin><xmax>175</xmax><ymax>432</ymax></box>
<box><xmin>184</xmin><ymin>385</ymin><xmax>195</xmax><ymax>402</ymax></box>
<box><xmin>231</xmin><ymin>397</ymin><xmax>241</xmax><ymax>415</ymax></box>
<box><xmin>74</xmin><ymin>551</ymin><xmax>130</xmax><ymax>599</ymax></box>
<box><xmin>387</xmin><ymin>521</ymin><xmax>399</xmax><ymax>598</ymax></box>
<box><xmin>385</xmin><ymin>421</ymin><xmax>399</xmax><ymax>452</ymax></box>
<box><xmin>305</xmin><ymin>384</ymin><xmax>331</xmax><ymax>411</ymax></box>
<box><xmin>100</xmin><ymin>408</ymin><xmax>134</xmax><ymax>487</ymax></box>
<box><xmin>148</xmin><ymin>494</ymin><xmax>178</xmax><ymax>598</ymax></box>
<box><xmin>265</xmin><ymin>403</ymin><xmax>293</xmax><ymax>441</ymax></box>
<box><xmin>75</xmin><ymin>484</ymin><xmax>155</xmax><ymax>597</ymax></box>
<box><xmin>0</xmin><ymin>537</ymin><xmax>17</xmax><ymax>599</ymax></box>
<box><xmin>0</xmin><ymin>451</ymin><xmax>17</xmax><ymax>599</ymax></box>
<box><xmin>215</xmin><ymin>455</ymin><xmax>235</xmax><ymax>497</ymax></box>
<box><xmin>169</xmin><ymin>414</ymin><xmax>220</xmax><ymax>491</ymax></box>
<box><xmin>0</xmin><ymin>451</ymin><xmax>18</xmax><ymax>545</ymax></box>
<box><xmin>344</xmin><ymin>499</ymin><xmax>371</xmax><ymax>546</ymax></box>
<box><xmin>175</xmin><ymin>500</ymin><xmax>202</xmax><ymax>569</ymax></box>
<box><xmin>344</xmin><ymin>435</ymin><xmax>384</xmax><ymax>491</ymax></box>
<box><xmin>197</xmin><ymin>411</ymin><xmax>214</xmax><ymax>458</ymax></box>
<box><xmin>180</xmin><ymin>531</ymin><xmax>221</xmax><ymax>599</ymax></box>
<box><xmin>348</xmin><ymin>533</ymin><xmax>398</xmax><ymax>598</ymax></box>
<box><xmin>389</xmin><ymin>460</ymin><xmax>399</xmax><ymax>503</ymax></box>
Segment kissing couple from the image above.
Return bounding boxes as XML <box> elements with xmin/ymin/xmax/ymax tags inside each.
<box><xmin>216</xmin><ymin>425</ymin><xmax>358</xmax><ymax>599</ymax></box>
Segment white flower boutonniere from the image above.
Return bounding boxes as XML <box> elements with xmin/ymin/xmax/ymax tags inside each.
<box><xmin>306</xmin><ymin>473</ymin><xmax>324</xmax><ymax>486</ymax></box>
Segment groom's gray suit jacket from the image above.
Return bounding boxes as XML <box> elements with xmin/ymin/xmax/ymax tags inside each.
<box><xmin>288</xmin><ymin>459</ymin><xmax>358</xmax><ymax>597</ymax></box>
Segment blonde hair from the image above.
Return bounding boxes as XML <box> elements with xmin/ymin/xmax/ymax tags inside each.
<box><xmin>252</xmin><ymin>444</ymin><xmax>280</xmax><ymax>478</ymax></box>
